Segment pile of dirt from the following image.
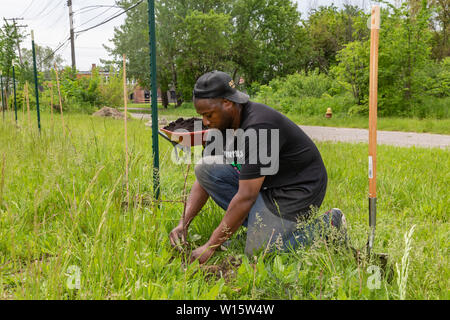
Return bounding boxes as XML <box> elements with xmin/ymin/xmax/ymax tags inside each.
<box><xmin>163</xmin><ymin>117</ymin><xmax>208</xmax><ymax>132</ymax></box>
<box><xmin>92</xmin><ymin>107</ymin><xmax>126</xmax><ymax>119</ymax></box>
<box><xmin>202</xmin><ymin>256</ymin><xmax>242</xmax><ymax>282</ymax></box>
<box><xmin>144</xmin><ymin>117</ymin><xmax>168</xmax><ymax>127</ymax></box>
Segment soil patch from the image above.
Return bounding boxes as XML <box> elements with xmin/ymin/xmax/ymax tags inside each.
<box><xmin>202</xmin><ymin>256</ymin><xmax>242</xmax><ymax>282</ymax></box>
<box><xmin>163</xmin><ymin>117</ymin><xmax>208</xmax><ymax>132</ymax></box>
<box><xmin>93</xmin><ymin>107</ymin><xmax>126</xmax><ymax>119</ymax></box>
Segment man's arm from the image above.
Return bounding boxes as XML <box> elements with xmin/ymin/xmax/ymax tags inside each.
<box><xmin>190</xmin><ymin>176</ymin><xmax>265</xmax><ymax>263</ymax></box>
<box><xmin>169</xmin><ymin>180</ymin><xmax>209</xmax><ymax>247</ymax></box>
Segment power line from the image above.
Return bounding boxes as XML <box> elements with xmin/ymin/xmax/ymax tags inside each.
<box><xmin>75</xmin><ymin>6</ymin><xmax>117</xmax><ymax>29</ymax></box>
<box><xmin>74</xmin><ymin>5</ymin><xmax>121</xmax><ymax>15</ymax></box>
<box><xmin>19</xmin><ymin>0</ymin><xmax>36</xmax><ymax>18</ymax></box>
<box><xmin>38</xmin><ymin>37</ymin><xmax>71</xmax><ymax>66</ymax></box>
<box><xmin>39</xmin><ymin>0</ymin><xmax>65</xmax><ymax>20</ymax></box>
<box><xmin>27</xmin><ymin>0</ymin><xmax>54</xmax><ymax>20</ymax></box>
<box><xmin>29</xmin><ymin>0</ymin><xmax>144</xmax><ymax>69</ymax></box>
<box><xmin>75</xmin><ymin>0</ymin><xmax>144</xmax><ymax>35</ymax></box>
<box><xmin>41</xmin><ymin>7</ymin><xmax>67</xmax><ymax>30</ymax></box>
<box><xmin>34</xmin><ymin>1</ymin><xmax>66</xmax><ymax>29</ymax></box>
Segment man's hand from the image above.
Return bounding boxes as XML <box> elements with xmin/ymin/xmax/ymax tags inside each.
<box><xmin>169</xmin><ymin>223</ymin><xmax>188</xmax><ymax>250</ymax></box>
<box><xmin>190</xmin><ymin>243</ymin><xmax>217</xmax><ymax>264</ymax></box>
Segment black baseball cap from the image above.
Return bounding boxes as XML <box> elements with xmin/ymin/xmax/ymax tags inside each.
<box><xmin>193</xmin><ymin>70</ymin><xmax>249</xmax><ymax>104</ymax></box>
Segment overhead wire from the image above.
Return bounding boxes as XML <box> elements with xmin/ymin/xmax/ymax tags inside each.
<box><xmin>24</xmin><ymin>0</ymin><xmax>144</xmax><ymax>69</ymax></box>
<box><xmin>46</xmin><ymin>11</ymin><xmax>67</xmax><ymax>29</ymax></box>
<box><xmin>74</xmin><ymin>5</ymin><xmax>121</xmax><ymax>16</ymax></box>
<box><xmin>18</xmin><ymin>0</ymin><xmax>36</xmax><ymax>18</ymax></box>
<box><xmin>75</xmin><ymin>0</ymin><xmax>144</xmax><ymax>35</ymax></box>
<box><xmin>38</xmin><ymin>0</ymin><xmax>65</xmax><ymax>20</ymax></box>
<box><xmin>35</xmin><ymin>1</ymin><xmax>66</xmax><ymax>29</ymax></box>
<box><xmin>75</xmin><ymin>6</ymin><xmax>117</xmax><ymax>29</ymax></box>
<box><xmin>27</xmin><ymin>0</ymin><xmax>54</xmax><ymax>20</ymax></box>
<box><xmin>39</xmin><ymin>5</ymin><xmax>67</xmax><ymax>29</ymax></box>
<box><xmin>38</xmin><ymin>36</ymin><xmax>71</xmax><ymax>66</ymax></box>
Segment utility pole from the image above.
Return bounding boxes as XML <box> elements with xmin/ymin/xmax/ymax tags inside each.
<box><xmin>5</xmin><ymin>18</ymin><xmax>27</xmax><ymax>66</ymax></box>
<box><xmin>68</xmin><ymin>0</ymin><xmax>76</xmax><ymax>70</ymax></box>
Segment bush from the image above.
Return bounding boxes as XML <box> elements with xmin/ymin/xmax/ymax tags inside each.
<box><xmin>252</xmin><ymin>71</ymin><xmax>353</xmax><ymax>116</ymax></box>
<box><xmin>40</xmin><ymin>66</ymin><xmax>127</xmax><ymax>113</ymax></box>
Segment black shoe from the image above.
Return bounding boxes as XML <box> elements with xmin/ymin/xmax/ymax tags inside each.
<box><xmin>325</xmin><ymin>208</ymin><xmax>348</xmax><ymax>244</ymax></box>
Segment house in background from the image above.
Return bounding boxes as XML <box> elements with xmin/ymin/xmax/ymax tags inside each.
<box><xmin>76</xmin><ymin>64</ymin><xmax>110</xmax><ymax>80</ymax></box>
<box><xmin>130</xmin><ymin>85</ymin><xmax>177</xmax><ymax>105</ymax></box>
<box><xmin>76</xmin><ymin>63</ymin><xmax>177</xmax><ymax>105</ymax></box>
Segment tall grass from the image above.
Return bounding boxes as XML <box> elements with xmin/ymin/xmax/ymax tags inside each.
<box><xmin>396</xmin><ymin>225</ymin><xmax>416</xmax><ymax>300</ymax></box>
<box><xmin>0</xmin><ymin>111</ymin><xmax>448</xmax><ymax>299</ymax></box>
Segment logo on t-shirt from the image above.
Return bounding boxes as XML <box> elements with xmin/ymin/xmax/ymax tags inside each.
<box><xmin>168</xmin><ymin>120</ymin><xmax>279</xmax><ymax>176</ymax></box>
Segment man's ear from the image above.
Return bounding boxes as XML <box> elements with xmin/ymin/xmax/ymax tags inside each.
<box><xmin>222</xmin><ymin>99</ymin><xmax>234</xmax><ymax>110</ymax></box>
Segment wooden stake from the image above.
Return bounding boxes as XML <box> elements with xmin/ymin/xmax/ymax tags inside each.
<box><xmin>4</xmin><ymin>89</ymin><xmax>9</xmax><ymax>116</ymax></box>
<box><xmin>53</xmin><ymin>64</ymin><xmax>66</xmax><ymax>136</ymax></box>
<box><xmin>123</xmin><ymin>54</ymin><xmax>129</xmax><ymax>208</ymax></box>
<box><xmin>49</xmin><ymin>85</ymin><xmax>54</xmax><ymax>127</ymax></box>
<box><xmin>22</xmin><ymin>84</ymin><xmax>25</xmax><ymax>120</ymax></box>
<box><xmin>368</xmin><ymin>5</ymin><xmax>380</xmax><ymax>199</ymax></box>
<box><xmin>0</xmin><ymin>154</ymin><xmax>5</xmax><ymax>207</ymax></box>
<box><xmin>367</xmin><ymin>5</ymin><xmax>380</xmax><ymax>254</ymax></box>
<box><xmin>181</xmin><ymin>163</ymin><xmax>191</xmax><ymax>246</ymax></box>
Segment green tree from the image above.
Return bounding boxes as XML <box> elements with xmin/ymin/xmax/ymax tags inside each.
<box><xmin>331</xmin><ymin>1</ymin><xmax>434</xmax><ymax>116</ymax></box>
<box><xmin>429</xmin><ymin>0</ymin><xmax>450</xmax><ymax>60</ymax></box>
<box><xmin>331</xmin><ymin>40</ymin><xmax>370</xmax><ymax>106</ymax></box>
<box><xmin>378</xmin><ymin>1</ymin><xmax>433</xmax><ymax>115</ymax></box>
<box><xmin>177</xmin><ymin>10</ymin><xmax>232</xmax><ymax>100</ymax></box>
<box><xmin>230</xmin><ymin>0</ymin><xmax>309</xmax><ymax>84</ymax></box>
<box><xmin>21</xmin><ymin>44</ymin><xmax>64</xmax><ymax>80</ymax></box>
<box><xmin>0</xmin><ymin>19</ymin><xmax>21</xmax><ymax>100</ymax></box>
<box><xmin>105</xmin><ymin>0</ymin><xmax>234</xmax><ymax>106</ymax></box>
<box><xmin>304</xmin><ymin>4</ymin><xmax>368</xmax><ymax>73</ymax></box>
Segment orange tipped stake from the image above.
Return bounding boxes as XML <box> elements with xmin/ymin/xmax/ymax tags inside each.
<box><xmin>367</xmin><ymin>5</ymin><xmax>380</xmax><ymax>255</ymax></box>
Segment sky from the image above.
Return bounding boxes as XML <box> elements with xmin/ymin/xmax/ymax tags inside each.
<box><xmin>0</xmin><ymin>0</ymin><xmax>383</xmax><ymax>71</ymax></box>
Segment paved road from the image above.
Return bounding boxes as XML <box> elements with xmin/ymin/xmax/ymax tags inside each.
<box><xmin>130</xmin><ymin>113</ymin><xmax>450</xmax><ymax>149</ymax></box>
<box><xmin>300</xmin><ymin>125</ymin><xmax>450</xmax><ymax>149</ymax></box>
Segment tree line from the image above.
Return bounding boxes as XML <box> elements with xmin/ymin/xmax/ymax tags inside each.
<box><xmin>1</xmin><ymin>0</ymin><xmax>448</xmax><ymax>117</ymax></box>
<box><xmin>104</xmin><ymin>0</ymin><xmax>449</xmax><ymax>117</ymax></box>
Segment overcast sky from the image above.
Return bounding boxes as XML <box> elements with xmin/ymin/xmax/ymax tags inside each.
<box><xmin>0</xmin><ymin>0</ymin><xmax>381</xmax><ymax>71</ymax></box>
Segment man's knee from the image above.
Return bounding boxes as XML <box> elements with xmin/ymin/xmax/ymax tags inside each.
<box><xmin>194</xmin><ymin>155</ymin><xmax>225</xmax><ymax>182</ymax></box>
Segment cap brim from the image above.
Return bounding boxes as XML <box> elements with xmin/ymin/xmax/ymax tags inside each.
<box><xmin>223</xmin><ymin>90</ymin><xmax>249</xmax><ymax>104</ymax></box>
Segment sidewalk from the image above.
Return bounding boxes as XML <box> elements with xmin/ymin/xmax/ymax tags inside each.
<box><xmin>300</xmin><ymin>125</ymin><xmax>450</xmax><ymax>149</ymax></box>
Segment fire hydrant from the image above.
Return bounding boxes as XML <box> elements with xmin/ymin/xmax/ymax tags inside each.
<box><xmin>325</xmin><ymin>108</ymin><xmax>332</xmax><ymax>118</ymax></box>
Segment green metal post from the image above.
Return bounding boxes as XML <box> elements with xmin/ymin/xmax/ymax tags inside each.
<box><xmin>31</xmin><ymin>31</ymin><xmax>41</xmax><ymax>133</ymax></box>
<box><xmin>0</xmin><ymin>72</ymin><xmax>4</xmax><ymax>120</ymax></box>
<box><xmin>147</xmin><ymin>0</ymin><xmax>160</xmax><ymax>200</ymax></box>
<box><xmin>12</xmin><ymin>62</ymin><xmax>17</xmax><ymax>124</ymax></box>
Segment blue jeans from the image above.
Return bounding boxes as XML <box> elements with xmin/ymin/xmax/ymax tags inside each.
<box><xmin>195</xmin><ymin>156</ymin><xmax>337</xmax><ymax>256</ymax></box>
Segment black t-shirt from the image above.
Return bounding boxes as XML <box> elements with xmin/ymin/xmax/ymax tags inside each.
<box><xmin>204</xmin><ymin>101</ymin><xmax>327</xmax><ymax>222</ymax></box>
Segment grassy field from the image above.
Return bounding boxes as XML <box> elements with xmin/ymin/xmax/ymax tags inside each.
<box><xmin>126</xmin><ymin>103</ymin><xmax>450</xmax><ymax>135</ymax></box>
<box><xmin>0</xmin><ymin>111</ymin><xmax>448</xmax><ymax>299</ymax></box>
